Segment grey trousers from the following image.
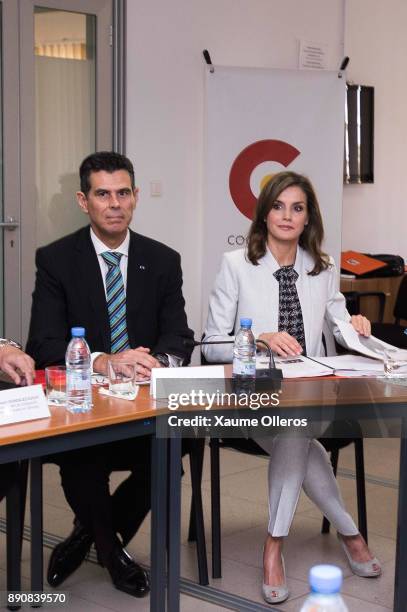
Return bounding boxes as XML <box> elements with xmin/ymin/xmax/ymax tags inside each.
<box><xmin>254</xmin><ymin>436</ymin><xmax>359</xmax><ymax>537</ymax></box>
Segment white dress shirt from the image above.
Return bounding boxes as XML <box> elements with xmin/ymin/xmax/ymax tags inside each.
<box><xmin>90</xmin><ymin>228</ymin><xmax>129</xmax><ymax>295</ymax></box>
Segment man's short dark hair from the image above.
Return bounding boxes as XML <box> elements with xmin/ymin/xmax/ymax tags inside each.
<box><xmin>79</xmin><ymin>151</ymin><xmax>135</xmax><ymax>195</ymax></box>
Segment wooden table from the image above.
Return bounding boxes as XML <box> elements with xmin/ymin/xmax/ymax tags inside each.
<box><xmin>0</xmin><ymin>385</ymin><xmax>180</xmax><ymax>612</ymax></box>
<box><xmin>2</xmin><ymin>376</ymin><xmax>407</xmax><ymax>611</ymax></box>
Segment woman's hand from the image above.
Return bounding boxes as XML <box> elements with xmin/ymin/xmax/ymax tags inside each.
<box><xmin>350</xmin><ymin>314</ymin><xmax>371</xmax><ymax>337</ymax></box>
<box><xmin>258</xmin><ymin>332</ymin><xmax>303</xmax><ymax>357</ymax></box>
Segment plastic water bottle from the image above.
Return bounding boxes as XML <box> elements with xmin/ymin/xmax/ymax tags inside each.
<box><xmin>300</xmin><ymin>565</ymin><xmax>348</xmax><ymax>611</ymax></box>
<box><xmin>66</xmin><ymin>327</ymin><xmax>92</xmax><ymax>413</ymax></box>
<box><xmin>233</xmin><ymin>318</ymin><xmax>256</xmax><ymax>381</ymax></box>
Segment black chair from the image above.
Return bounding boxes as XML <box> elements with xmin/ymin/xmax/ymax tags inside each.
<box><xmin>343</xmin><ymin>290</ymin><xmax>386</xmax><ymax>323</ymax></box>
<box><xmin>343</xmin><ymin>275</ymin><xmax>407</xmax><ymax>348</ymax></box>
<box><xmin>370</xmin><ymin>276</ymin><xmax>407</xmax><ymax>348</ymax></box>
<box><xmin>198</xmin><ymin>339</ymin><xmax>368</xmax><ymax>579</ymax></box>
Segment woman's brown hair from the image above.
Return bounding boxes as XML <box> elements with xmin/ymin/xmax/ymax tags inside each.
<box><xmin>246</xmin><ymin>171</ymin><xmax>330</xmax><ymax>275</ymax></box>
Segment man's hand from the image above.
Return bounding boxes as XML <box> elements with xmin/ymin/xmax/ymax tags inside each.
<box><xmin>351</xmin><ymin>314</ymin><xmax>371</xmax><ymax>337</ymax></box>
<box><xmin>258</xmin><ymin>332</ymin><xmax>303</xmax><ymax>357</ymax></box>
<box><xmin>0</xmin><ymin>347</ymin><xmax>35</xmax><ymax>386</ymax></box>
<box><xmin>93</xmin><ymin>347</ymin><xmax>162</xmax><ymax>380</ymax></box>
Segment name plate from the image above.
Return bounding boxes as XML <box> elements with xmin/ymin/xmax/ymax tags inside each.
<box><xmin>0</xmin><ymin>384</ymin><xmax>50</xmax><ymax>426</ymax></box>
<box><xmin>151</xmin><ymin>365</ymin><xmax>225</xmax><ymax>399</ymax></box>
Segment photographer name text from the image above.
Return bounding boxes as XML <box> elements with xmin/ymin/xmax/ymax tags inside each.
<box><xmin>167</xmin><ymin>415</ymin><xmax>308</xmax><ymax>428</ymax></box>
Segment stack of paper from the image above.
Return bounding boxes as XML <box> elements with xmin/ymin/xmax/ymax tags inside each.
<box><xmin>257</xmin><ymin>356</ymin><xmax>332</xmax><ymax>378</ymax></box>
<box><xmin>334</xmin><ymin>319</ymin><xmax>407</xmax><ymax>362</ymax></box>
<box><xmin>315</xmin><ymin>354</ymin><xmax>404</xmax><ymax>377</ymax></box>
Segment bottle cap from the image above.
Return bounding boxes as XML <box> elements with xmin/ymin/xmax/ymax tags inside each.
<box><xmin>240</xmin><ymin>318</ymin><xmax>252</xmax><ymax>328</ymax></box>
<box><xmin>71</xmin><ymin>327</ymin><xmax>85</xmax><ymax>337</ymax></box>
<box><xmin>309</xmin><ymin>565</ymin><xmax>342</xmax><ymax>594</ymax></box>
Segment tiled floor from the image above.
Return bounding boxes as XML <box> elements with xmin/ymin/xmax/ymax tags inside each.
<box><xmin>0</xmin><ymin>438</ymin><xmax>399</xmax><ymax>611</ymax></box>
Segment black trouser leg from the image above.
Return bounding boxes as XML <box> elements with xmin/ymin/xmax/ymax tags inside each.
<box><xmin>112</xmin><ymin>471</ymin><xmax>151</xmax><ymax>546</ymax></box>
<box><xmin>53</xmin><ymin>436</ymin><xmax>153</xmax><ymax>563</ymax></box>
<box><xmin>0</xmin><ymin>462</ymin><xmax>19</xmax><ymax>502</ymax></box>
<box><xmin>110</xmin><ymin>436</ymin><xmax>152</xmax><ymax>546</ymax></box>
<box><xmin>57</xmin><ymin>452</ymin><xmax>117</xmax><ymax>565</ymax></box>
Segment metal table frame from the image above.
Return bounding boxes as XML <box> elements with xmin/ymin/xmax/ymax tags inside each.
<box><xmin>0</xmin><ymin>415</ymin><xmax>181</xmax><ymax>612</ymax></box>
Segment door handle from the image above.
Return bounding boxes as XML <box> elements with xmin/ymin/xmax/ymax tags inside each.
<box><xmin>0</xmin><ymin>216</ymin><xmax>19</xmax><ymax>230</ymax></box>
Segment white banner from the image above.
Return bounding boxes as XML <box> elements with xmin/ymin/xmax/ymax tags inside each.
<box><xmin>203</xmin><ymin>67</ymin><xmax>346</xmax><ymax>325</ymax></box>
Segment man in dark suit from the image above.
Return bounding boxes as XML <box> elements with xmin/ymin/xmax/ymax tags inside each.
<box><xmin>26</xmin><ymin>151</ymin><xmax>193</xmax><ymax>597</ymax></box>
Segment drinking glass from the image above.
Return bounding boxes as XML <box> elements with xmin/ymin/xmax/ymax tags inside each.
<box><xmin>108</xmin><ymin>362</ymin><xmax>138</xmax><ymax>399</ymax></box>
<box><xmin>45</xmin><ymin>366</ymin><xmax>66</xmax><ymax>405</ymax></box>
<box><xmin>383</xmin><ymin>349</ymin><xmax>404</xmax><ymax>378</ymax></box>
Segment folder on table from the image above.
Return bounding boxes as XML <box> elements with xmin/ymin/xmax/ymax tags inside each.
<box><xmin>341</xmin><ymin>251</ymin><xmax>387</xmax><ymax>276</ymax></box>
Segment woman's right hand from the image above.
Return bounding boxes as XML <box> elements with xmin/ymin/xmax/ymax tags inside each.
<box><xmin>258</xmin><ymin>332</ymin><xmax>303</xmax><ymax>357</ymax></box>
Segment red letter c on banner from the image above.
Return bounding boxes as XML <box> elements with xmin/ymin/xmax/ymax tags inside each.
<box><xmin>229</xmin><ymin>139</ymin><xmax>301</xmax><ymax>220</ymax></box>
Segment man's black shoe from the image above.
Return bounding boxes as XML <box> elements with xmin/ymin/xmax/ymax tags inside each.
<box><xmin>106</xmin><ymin>545</ymin><xmax>150</xmax><ymax>598</ymax></box>
<box><xmin>47</xmin><ymin>522</ymin><xmax>93</xmax><ymax>587</ymax></box>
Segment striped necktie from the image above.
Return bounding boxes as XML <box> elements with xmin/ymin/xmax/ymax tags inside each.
<box><xmin>101</xmin><ymin>251</ymin><xmax>130</xmax><ymax>353</ymax></box>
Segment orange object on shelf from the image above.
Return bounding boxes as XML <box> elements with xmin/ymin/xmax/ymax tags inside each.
<box><xmin>341</xmin><ymin>251</ymin><xmax>387</xmax><ymax>276</ymax></box>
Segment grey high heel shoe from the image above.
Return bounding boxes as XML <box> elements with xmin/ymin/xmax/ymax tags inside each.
<box><xmin>338</xmin><ymin>534</ymin><xmax>381</xmax><ymax>577</ymax></box>
<box><xmin>262</xmin><ymin>554</ymin><xmax>289</xmax><ymax>604</ymax></box>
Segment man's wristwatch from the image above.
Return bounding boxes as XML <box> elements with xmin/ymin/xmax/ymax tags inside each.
<box><xmin>0</xmin><ymin>338</ymin><xmax>22</xmax><ymax>350</ymax></box>
<box><xmin>153</xmin><ymin>353</ymin><xmax>170</xmax><ymax>368</ymax></box>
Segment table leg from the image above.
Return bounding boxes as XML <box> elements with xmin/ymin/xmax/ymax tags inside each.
<box><xmin>210</xmin><ymin>438</ymin><xmax>221</xmax><ymax>579</ymax></box>
<box><xmin>167</xmin><ymin>436</ymin><xmax>182</xmax><ymax>612</ymax></box>
<box><xmin>6</xmin><ymin>473</ymin><xmax>22</xmax><ymax>602</ymax></box>
<box><xmin>30</xmin><ymin>458</ymin><xmax>43</xmax><ymax>592</ymax></box>
<box><xmin>394</xmin><ymin>420</ymin><xmax>407</xmax><ymax>612</ymax></box>
<box><xmin>150</xmin><ymin>436</ymin><xmax>168</xmax><ymax>612</ymax></box>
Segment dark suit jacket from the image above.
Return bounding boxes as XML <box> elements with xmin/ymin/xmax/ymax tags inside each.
<box><xmin>26</xmin><ymin>226</ymin><xmax>194</xmax><ymax>368</ymax></box>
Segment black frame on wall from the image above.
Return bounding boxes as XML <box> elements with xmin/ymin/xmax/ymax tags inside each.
<box><xmin>344</xmin><ymin>84</ymin><xmax>374</xmax><ymax>184</ymax></box>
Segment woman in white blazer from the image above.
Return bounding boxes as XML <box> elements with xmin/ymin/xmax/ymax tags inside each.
<box><xmin>203</xmin><ymin>171</ymin><xmax>381</xmax><ymax>605</ymax></box>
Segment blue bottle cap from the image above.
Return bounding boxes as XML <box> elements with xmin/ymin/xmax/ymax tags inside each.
<box><xmin>309</xmin><ymin>565</ymin><xmax>342</xmax><ymax>594</ymax></box>
<box><xmin>240</xmin><ymin>318</ymin><xmax>252</xmax><ymax>328</ymax></box>
<box><xmin>71</xmin><ymin>327</ymin><xmax>85</xmax><ymax>337</ymax></box>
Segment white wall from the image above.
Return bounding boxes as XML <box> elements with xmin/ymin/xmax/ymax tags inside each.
<box><xmin>126</xmin><ymin>0</ymin><xmax>345</xmax><ymax>343</ymax></box>
<box><xmin>342</xmin><ymin>0</ymin><xmax>407</xmax><ymax>261</ymax></box>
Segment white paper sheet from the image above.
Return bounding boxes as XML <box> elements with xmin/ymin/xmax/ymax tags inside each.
<box><xmin>318</xmin><ymin>354</ymin><xmax>385</xmax><ymax>371</ymax></box>
<box><xmin>334</xmin><ymin>319</ymin><xmax>407</xmax><ymax>362</ymax></box>
<box><xmin>257</xmin><ymin>356</ymin><xmax>332</xmax><ymax>378</ymax></box>
<box><xmin>315</xmin><ymin>354</ymin><xmax>406</xmax><ymax>377</ymax></box>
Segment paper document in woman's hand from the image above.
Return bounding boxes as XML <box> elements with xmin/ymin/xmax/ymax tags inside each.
<box><xmin>334</xmin><ymin>319</ymin><xmax>407</xmax><ymax>362</ymax></box>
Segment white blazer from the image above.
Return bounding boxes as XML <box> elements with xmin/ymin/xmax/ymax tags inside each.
<box><xmin>203</xmin><ymin>246</ymin><xmax>350</xmax><ymax>363</ymax></box>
